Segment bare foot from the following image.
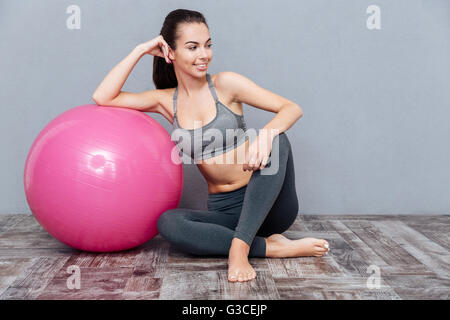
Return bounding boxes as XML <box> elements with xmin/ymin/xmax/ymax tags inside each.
<box><xmin>227</xmin><ymin>238</ymin><xmax>256</xmax><ymax>282</ymax></box>
<box><xmin>265</xmin><ymin>234</ymin><xmax>330</xmax><ymax>258</ymax></box>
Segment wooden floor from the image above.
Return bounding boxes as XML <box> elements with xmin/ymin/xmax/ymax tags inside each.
<box><xmin>0</xmin><ymin>214</ymin><xmax>448</xmax><ymax>300</ymax></box>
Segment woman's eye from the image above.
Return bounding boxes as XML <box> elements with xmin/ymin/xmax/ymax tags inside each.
<box><xmin>189</xmin><ymin>44</ymin><xmax>212</xmax><ymax>50</ymax></box>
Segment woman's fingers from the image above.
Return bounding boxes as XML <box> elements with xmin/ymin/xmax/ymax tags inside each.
<box><xmin>249</xmin><ymin>153</ymin><xmax>258</xmax><ymax>170</ymax></box>
<box><xmin>162</xmin><ymin>45</ymin><xmax>170</xmax><ymax>63</ymax></box>
<box><xmin>253</xmin><ymin>154</ymin><xmax>263</xmax><ymax>170</ymax></box>
<box><xmin>244</xmin><ymin>152</ymin><xmax>270</xmax><ymax>171</ymax></box>
<box><xmin>157</xmin><ymin>46</ymin><xmax>165</xmax><ymax>60</ymax></box>
<box><xmin>260</xmin><ymin>155</ymin><xmax>269</xmax><ymax>169</ymax></box>
<box><xmin>161</xmin><ymin>40</ymin><xmax>171</xmax><ymax>64</ymax></box>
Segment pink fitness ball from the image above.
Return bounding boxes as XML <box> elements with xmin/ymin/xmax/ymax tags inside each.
<box><xmin>23</xmin><ymin>104</ymin><xmax>183</xmax><ymax>252</ymax></box>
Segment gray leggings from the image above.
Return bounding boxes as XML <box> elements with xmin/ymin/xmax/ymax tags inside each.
<box><xmin>156</xmin><ymin>132</ymin><xmax>298</xmax><ymax>258</ymax></box>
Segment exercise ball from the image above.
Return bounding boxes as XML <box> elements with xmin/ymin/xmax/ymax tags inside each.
<box><xmin>23</xmin><ymin>104</ymin><xmax>183</xmax><ymax>252</ymax></box>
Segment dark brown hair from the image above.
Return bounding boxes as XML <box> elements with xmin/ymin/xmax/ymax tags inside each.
<box><xmin>152</xmin><ymin>9</ymin><xmax>209</xmax><ymax>89</ymax></box>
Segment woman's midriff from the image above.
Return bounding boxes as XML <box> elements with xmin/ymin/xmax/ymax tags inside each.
<box><xmin>196</xmin><ymin>138</ymin><xmax>253</xmax><ymax>194</ymax></box>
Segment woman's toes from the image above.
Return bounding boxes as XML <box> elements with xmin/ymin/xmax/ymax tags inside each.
<box><xmin>313</xmin><ymin>246</ymin><xmax>327</xmax><ymax>256</ymax></box>
<box><xmin>316</xmin><ymin>240</ymin><xmax>329</xmax><ymax>250</ymax></box>
<box><xmin>314</xmin><ymin>240</ymin><xmax>323</xmax><ymax>246</ymax></box>
<box><xmin>315</xmin><ymin>243</ymin><xmax>326</xmax><ymax>251</ymax></box>
<box><xmin>229</xmin><ymin>272</ymin><xmax>238</xmax><ymax>282</ymax></box>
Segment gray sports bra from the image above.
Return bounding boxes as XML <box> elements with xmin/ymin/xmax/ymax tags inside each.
<box><xmin>172</xmin><ymin>73</ymin><xmax>249</xmax><ymax>162</ymax></box>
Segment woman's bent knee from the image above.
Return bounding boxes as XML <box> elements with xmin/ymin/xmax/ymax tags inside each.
<box><xmin>271</xmin><ymin>132</ymin><xmax>290</xmax><ymax>156</ymax></box>
<box><xmin>277</xmin><ymin>132</ymin><xmax>291</xmax><ymax>152</ymax></box>
<box><xmin>157</xmin><ymin>209</ymin><xmax>180</xmax><ymax>238</ymax></box>
<box><xmin>156</xmin><ymin>210</ymin><xmax>206</xmax><ymax>256</ymax></box>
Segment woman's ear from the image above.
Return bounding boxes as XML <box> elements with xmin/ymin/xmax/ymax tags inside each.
<box><xmin>168</xmin><ymin>51</ymin><xmax>174</xmax><ymax>61</ymax></box>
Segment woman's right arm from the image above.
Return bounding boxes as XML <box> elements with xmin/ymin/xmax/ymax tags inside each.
<box><xmin>92</xmin><ymin>37</ymin><xmax>172</xmax><ymax>112</ymax></box>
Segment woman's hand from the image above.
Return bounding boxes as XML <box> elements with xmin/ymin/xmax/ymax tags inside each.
<box><xmin>138</xmin><ymin>35</ymin><xmax>172</xmax><ymax>64</ymax></box>
<box><xmin>242</xmin><ymin>130</ymin><xmax>276</xmax><ymax>171</ymax></box>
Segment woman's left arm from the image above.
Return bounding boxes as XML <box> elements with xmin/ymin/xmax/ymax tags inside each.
<box><xmin>217</xmin><ymin>72</ymin><xmax>303</xmax><ymax>171</ymax></box>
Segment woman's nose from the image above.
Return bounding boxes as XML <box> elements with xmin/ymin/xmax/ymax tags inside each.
<box><xmin>199</xmin><ymin>47</ymin><xmax>209</xmax><ymax>58</ymax></box>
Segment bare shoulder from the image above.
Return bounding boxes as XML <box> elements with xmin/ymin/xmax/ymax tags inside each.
<box><xmin>211</xmin><ymin>71</ymin><xmax>253</xmax><ymax>102</ymax></box>
<box><xmin>210</xmin><ymin>72</ymin><xmax>241</xmax><ymax>102</ymax></box>
<box><xmin>212</xmin><ymin>71</ymin><xmax>297</xmax><ymax>114</ymax></box>
<box><xmin>211</xmin><ymin>71</ymin><xmax>243</xmax><ymax>90</ymax></box>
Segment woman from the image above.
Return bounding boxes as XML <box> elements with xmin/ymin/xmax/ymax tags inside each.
<box><xmin>93</xmin><ymin>9</ymin><xmax>330</xmax><ymax>283</ymax></box>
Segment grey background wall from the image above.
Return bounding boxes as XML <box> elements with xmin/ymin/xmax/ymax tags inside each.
<box><xmin>1</xmin><ymin>0</ymin><xmax>449</xmax><ymax>215</ymax></box>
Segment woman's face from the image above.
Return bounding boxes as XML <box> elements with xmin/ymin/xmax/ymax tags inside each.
<box><xmin>171</xmin><ymin>23</ymin><xmax>213</xmax><ymax>76</ymax></box>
